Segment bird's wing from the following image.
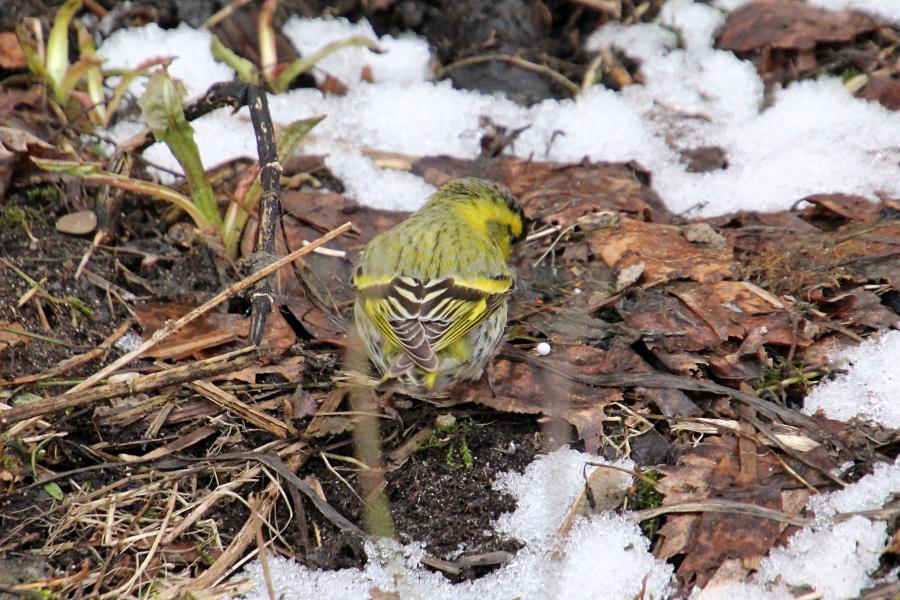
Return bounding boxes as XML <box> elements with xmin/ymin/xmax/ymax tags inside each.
<box><xmin>356</xmin><ymin>274</ymin><xmax>512</xmax><ymax>372</ymax></box>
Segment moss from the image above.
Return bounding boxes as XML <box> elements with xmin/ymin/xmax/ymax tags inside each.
<box><xmin>628</xmin><ymin>468</ymin><xmax>664</xmax><ymax>538</ymax></box>
<box><xmin>0</xmin><ymin>204</ymin><xmax>44</xmax><ymax>229</ymax></box>
<box><xmin>422</xmin><ymin>417</ymin><xmax>486</xmax><ymax>470</ymax></box>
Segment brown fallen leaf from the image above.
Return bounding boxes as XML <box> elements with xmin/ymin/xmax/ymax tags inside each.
<box><xmin>634</xmin><ymin>386</ymin><xmax>702</xmax><ymax>418</ymax></box>
<box><xmin>716</xmin><ymin>0</ymin><xmax>877</xmax><ymax>85</ymax></box>
<box><xmin>588</xmin><ymin>217</ymin><xmax>735</xmax><ymax>284</ymax></box>
<box><xmin>226</xmin><ymin>356</ymin><xmax>305</xmax><ymax>385</ymax></box>
<box><xmin>0</xmin><ymin>32</ymin><xmax>25</xmax><ymax>69</ymax></box>
<box><xmin>717</xmin><ymin>0</ymin><xmax>876</xmax><ymax>52</ymax></box>
<box><xmin>801</xmin><ymin>193</ymin><xmax>883</xmax><ymax>224</ymax></box>
<box><xmin>859</xmin><ymin>75</ymin><xmax>900</xmax><ymax>111</ymax></box>
<box><xmin>0</xmin><ymin>321</ymin><xmax>31</xmax><ymax>353</ymax></box>
<box><xmin>134</xmin><ymin>302</ymin><xmax>296</xmax><ymax>359</ymax></box>
<box><xmin>655</xmin><ymin>436</ymin><xmax>826</xmax><ymax>590</ymax></box>
<box><xmin>625</xmin><ymin>292</ymin><xmax>722</xmax><ymax>353</ymax></box>
<box><xmin>135</xmin><ymin>303</ymin><xmax>249</xmax><ymax>360</ymax></box>
<box><xmin>814</xmin><ymin>287</ymin><xmax>900</xmax><ymax>331</ymax></box>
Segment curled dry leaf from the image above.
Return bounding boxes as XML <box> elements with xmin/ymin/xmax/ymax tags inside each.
<box><xmin>716</xmin><ymin>0</ymin><xmax>876</xmax><ymax>53</ymax></box>
<box><xmin>588</xmin><ymin>217</ymin><xmax>735</xmax><ymax>284</ymax></box>
<box><xmin>800</xmin><ymin>193</ymin><xmax>883</xmax><ymax>224</ymax></box>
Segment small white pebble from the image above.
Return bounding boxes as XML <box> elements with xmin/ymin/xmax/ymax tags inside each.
<box><xmin>536</xmin><ymin>342</ymin><xmax>552</xmax><ymax>356</ymax></box>
<box><xmin>574</xmin><ymin>287</ymin><xmax>582</xmax><ymax>294</ymax></box>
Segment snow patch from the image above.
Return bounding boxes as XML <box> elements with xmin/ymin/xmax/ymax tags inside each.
<box><xmin>804</xmin><ymin>330</ymin><xmax>900</xmax><ymax>428</ymax></box>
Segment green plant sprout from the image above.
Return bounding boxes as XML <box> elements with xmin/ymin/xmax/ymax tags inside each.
<box><xmin>209</xmin><ymin>0</ymin><xmax>381</xmax><ymax>93</ymax></box>
<box><xmin>15</xmin><ymin>0</ymin><xmax>167</xmax><ymax>127</ymax></box>
<box><xmin>34</xmin><ymin>70</ymin><xmax>323</xmax><ymax>258</ymax></box>
<box><xmin>423</xmin><ymin>417</ymin><xmax>485</xmax><ymax>470</ymax></box>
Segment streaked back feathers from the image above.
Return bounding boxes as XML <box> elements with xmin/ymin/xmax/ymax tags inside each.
<box><xmin>353</xmin><ymin>177</ymin><xmax>524</xmax><ymax>391</ymax></box>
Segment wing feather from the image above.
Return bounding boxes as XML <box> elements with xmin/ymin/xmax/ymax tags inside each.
<box><xmin>356</xmin><ymin>274</ymin><xmax>512</xmax><ymax>374</ymax></box>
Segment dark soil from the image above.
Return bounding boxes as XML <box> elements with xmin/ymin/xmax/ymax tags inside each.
<box><xmin>293</xmin><ymin>413</ymin><xmax>542</xmax><ymax>577</ymax></box>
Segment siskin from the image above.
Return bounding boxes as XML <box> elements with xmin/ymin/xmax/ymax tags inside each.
<box><xmin>353</xmin><ymin>177</ymin><xmax>524</xmax><ymax>392</ymax></box>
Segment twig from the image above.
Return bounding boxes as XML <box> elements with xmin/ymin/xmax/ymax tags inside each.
<box><xmin>627</xmin><ymin>499</ymin><xmax>811</xmax><ymax>526</ymax></box>
<box><xmin>437</xmin><ymin>54</ymin><xmax>581</xmax><ymax>96</ymax></box>
<box><xmin>0</xmin><ymin>347</ymin><xmax>255</xmax><ymax>425</ymax></box>
<box><xmin>251</xmin><ymin>494</ymin><xmax>277</xmax><ymax>600</ymax></box>
<box><xmin>64</xmin><ymin>221</ymin><xmax>352</xmax><ymax>395</ymax></box>
<box><xmin>183</xmin><ymin>483</ymin><xmax>279</xmax><ymax>591</ymax></box>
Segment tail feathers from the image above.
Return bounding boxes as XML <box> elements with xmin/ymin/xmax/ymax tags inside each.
<box><xmin>387</xmin><ymin>353</ymin><xmax>439</xmax><ymax>390</ymax></box>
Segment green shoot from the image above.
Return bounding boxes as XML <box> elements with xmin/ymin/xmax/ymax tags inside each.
<box><xmin>139</xmin><ymin>71</ymin><xmax>222</xmax><ymax>232</ymax></box>
<box><xmin>44</xmin><ymin>0</ymin><xmax>83</xmax><ymax>99</ymax></box>
<box><xmin>210</xmin><ymin>7</ymin><xmax>381</xmax><ymax>94</ymax></box>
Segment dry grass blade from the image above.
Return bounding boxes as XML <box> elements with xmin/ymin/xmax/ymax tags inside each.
<box><xmin>100</xmin><ymin>486</ymin><xmax>178</xmax><ymax>598</ymax></box>
<box><xmin>177</xmin><ymin>483</ymin><xmax>279</xmax><ymax>593</ymax></box>
<box><xmin>670</xmin><ymin>417</ymin><xmax>820</xmax><ymax>451</ymax></box>
<box><xmin>251</xmin><ymin>493</ymin><xmax>277</xmax><ymax>600</ymax></box>
<box><xmin>189</xmin><ymin>380</ymin><xmax>290</xmax><ymax>438</ymax></box>
<box><xmin>628</xmin><ymin>499</ymin><xmax>812</xmax><ymax>527</ymax></box>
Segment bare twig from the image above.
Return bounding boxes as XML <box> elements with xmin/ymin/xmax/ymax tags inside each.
<box><xmin>627</xmin><ymin>499</ymin><xmax>811</xmax><ymax>527</ymax></box>
<box><xmin>437</xmin><ymin>54</ymin><xmax>580</xmax><ymax>96</ymax></box>
<box><xmin>0</xmin><ymin>347</ymin><xmax>255</xmax><ymax>425</ymax></box>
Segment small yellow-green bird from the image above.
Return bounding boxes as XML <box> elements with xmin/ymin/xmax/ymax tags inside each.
<box><xmin>353</xmin><ymin>177</ymin><xmax>524</xmax><ymax>392</ymax></box>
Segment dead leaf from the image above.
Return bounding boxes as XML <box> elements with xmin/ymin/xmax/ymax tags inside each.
<box><xmin>262</xmin><ymin>307</ymin><xmax>298</xmax><ymax>356</ymax></box>
<box><xmin>814</xmin><ymin>287</ymin><xmax>900</xmax><ymax>330</ymax></box>
<box><xmin>225</xmin><ymin>356</ymin><xmax>305</xmax><ymax>385</ymax></box>
<box><xmin>588</xmin><ymin>218</ymin><xmax>735</xmax><ymax>284</ymax></box>
<box><xmin>0</xmin><ymin>32</ymin><xmax>25</xmax><ymax>69</ymax></box>
<box><xmin>859</xmin><ymin>75</ymin><xmax>900</xmax><ymax>111</ymax></box>
<box><xmin>584</xmin><ymin>467</ymin><xmax>631</xmax><ymax>513</ymax></box>
<box><xmin>655</xmin><ymin>436</ymin><xmax>826</xmax><ymax>589</ymax></box>
<box><xmin>716</xmin><ymin>0</ymin><xmax>876</xmax><ymax>52</ymax></box>
<box><xmin>634</xmin><ymin>387</ymin><xmax>703</xmax><ymax>418</ymax></box>
<box><xmin>0</xmin><ymin>322</ymin><xmax>31</xmax><ymax>353</ymax></box>
<box><xmin>135</xmin><ymin>303</ymin><xmax>248</xmax><ymax>359</ymax></box>
<box><xmin>625</xmin><ymin>292</ymin><xmax>722</xmax><ymax>353</ymax></box>
<box><xmin>801</xmin><ymin>193</ymin><xmax>882</xmax><ymax>223</ymax></box>
<box><xmin>887</xmin><ymin>527</ymin><xmax>900</xmax><ymax>555</ymax></box>
<box><xmin>411</xmin><ymin>155</ymin><xmax>671</xmax><ymax>225</ymax></box>
<box><xmin>459</xmin><ymin>345</ymin><xmax>650</xmax><ymax>451</ymax></box>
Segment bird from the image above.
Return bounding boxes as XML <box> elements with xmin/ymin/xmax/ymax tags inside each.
<box><xmin>353</xmin><ymin>177</ymin><xmax>524</xmax><ymax>392</ymax></box>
